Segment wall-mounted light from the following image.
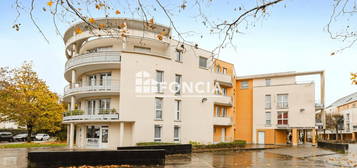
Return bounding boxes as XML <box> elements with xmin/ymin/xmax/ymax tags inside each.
<box><xmin>201</xmin><ymin>98</ymin><xmax>207</xmax><ymax>103</ymax></box>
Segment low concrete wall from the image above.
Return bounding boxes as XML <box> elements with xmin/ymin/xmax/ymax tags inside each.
<box><xmin>317</xmin><ymin>141</ymin><xmax>349</xmax><ymax>152</ymax></box>
<box><xmin>118</xmin><ymin>144</ymin><xmax>192</xmax><ymax>155</ymax></box>
<box><xmin>28</xmin><ymin>149</ymin><xmax>165</xmax><ymax>168</ymax></box>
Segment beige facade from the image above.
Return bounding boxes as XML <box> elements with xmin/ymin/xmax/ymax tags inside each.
<box><xmin>62</xmin><ymin>18</ymin><xmax>234</xmax><ymax>149</ymax></box>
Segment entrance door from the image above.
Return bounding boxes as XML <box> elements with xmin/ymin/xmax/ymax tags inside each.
<box><xmin>221</xmin><ymin>128</ymin><xmax>226</xmax><ymax>142</ymax></box>
<box><xmin>258</xmin><ymin>131</ymin><xmax>265</xmax><ymax>144</ymax></box>
<box><xmin>101</xmin><ymin>126</ymin><xmax>109</xmax><ymax>148</ymax></box>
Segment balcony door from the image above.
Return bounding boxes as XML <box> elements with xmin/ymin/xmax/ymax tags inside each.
<box><xmin>99</xmin><ymin>99</ymin><xmax>111</xmax><ymax>114</ymax></box>
<box><xmin>87</xmin><ymin>100</ymin><xmax>96</xmax><ymax>115</ymax></box>
<box><xmin>88</xmin><ymin>75</ymin><xmax>97</xmax><ymax>88</ymax></box>
<box><xmin>100</xmin><ymin>73</ymin><xmax>111</xmax><ymax>90</ymax></box>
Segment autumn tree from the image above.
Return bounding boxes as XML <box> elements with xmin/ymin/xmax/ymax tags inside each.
<box><xmin>0</xmin><ymin>62</ymin><xmax>64</xmax><ymax>142</ymax></box>
<box><xmin>326</xmin><ymin>113</ymin><xmax>344</xmax><ymax>141</ymax></box>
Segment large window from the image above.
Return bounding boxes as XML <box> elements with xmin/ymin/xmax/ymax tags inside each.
<box><xmin>277</xmin><ymin>94</ymin><xmax>288</xmax><ymax>109</ymax></box>
<box><xmin>277</xmin><ymin>111</ymin><xmax>288</xmax><ymax>125</ymax></box>
<box><xmin>265</xmin><ymin>95</ymin><xmax>271</xmax><ymax>109</ymax></box>
<box><xmin>174</xmin><ymin>126</ymin><xmax>180</xmax><ymax>142</ymax></box>
<box><xmin>199</xmin><ymin>56</ymin><xmax>208</xmax><ymax>68</ymax></box>
<box><xmin>175</xmin><ymin>74</ymin><xmax>182</xmax><ymax>95</ymax></box>
<box><xmin>265</xmin><ymin>112</ymin><xmax>271</xmax><ymax>125</ymax></box>
<box><xmin>156</xmin><ymin>70</ymin><xmax>164</xmax><ymax>93</ymax></box>
<box><xmin>154</xmin><ymin>125</ymin><xmax>162</xmax><ymax>142</ymax></box>
<box><xmin>87</xmin><ymin>100</ymin><xmax>96</xmax><ymax>115</ymax></box>
<box><xmin>99</xmin><ymin>99</ymin><xmax>111</xmax><ymax>113</ymax></box>
<box><xmin>155</xmin><ymin>98</ymin><xmax>163</xmax><ymax>120</ymax></box>
<box><xmin>99</xmin><ymin>73</ymin><xmax>112</xmax><ymax>87</ymax></box>
<box><xmin>175</xmin><ymin>100</ymin><xmax>181</xmax><ymax>121</ymax></box>
<box><xmin>240</xmin><ymin>81</ymin><xmax>248</xmax><ymax>89</ymax></box>
<box><xmin>101</xmin><ymin>126</ymin><xmax>108</xmax><ymax>143</ymax></box>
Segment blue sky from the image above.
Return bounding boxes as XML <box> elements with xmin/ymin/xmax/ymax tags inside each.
<box><xmin>0</xmin><ymin>0</ymin><xmax>356</xmax><ymax>105</ymax></box>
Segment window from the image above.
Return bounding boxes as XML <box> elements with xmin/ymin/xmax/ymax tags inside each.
<box><xmin>265</xmin><ymin>79</ymin><xmax>271</xmax><ymax>86</ymax></box>
<box><xmin>277</xmin><ymin>111</ymin><xmax>288</xmax><ymax>125</ymax></box>
<box><xmin>88</xmin><ymin>75</ymin><xmax>97</xmax><ymax>86</ymax></box>
<box><xmin>174</xmin><ymin>126</ymin><xmax>180</xmax><ymax>142</ymax></box>
<box><xmin>222</xmin><ymin>87</ymin><xmax>227</xmax><ymax>96</ymax></box>
<box><xmin>87</xmin><ymin>46</ymin><xmax>112</xmax><ymax>53</ymax></box>
<box><xmin>99</xmin><ymin>99</ymin><xmax>110</xmax><ymax>113</ymax></box>
<box><xmin>155</xmin><ymin>98</ymin><xmax>163</xmax><ymax>120</ymax></box>
<box><xmin>265</xmin><ymin>95</ymin><xmax>271</xmax><ymax>109</ymax></box>
<box><xmin>175</xmin><ymin>49</ymin><xmax>183</xmax><ymax>62</ymax></box>
<box><xmin>199</xmin><ymin>56</ymin><xmax>208</xmax><ymax>68</ymax></box>
<box><xmin>99</xmin><ymin>73</ymin><xmax>112</xmax><ymax>87</ymax></box>
<box><xmin>87</xmin><ymin>100</ymin><xmax>96</xmax><ymax>115</ymax></box>
<box><xmin>175</xmin><ymin>74</ymin><xmax>182</xmax><ymax>95</ymax></box>
<box><xmin>216</xmin><ymin>66</ymin><xmax>221</xmax><ymax>73</ymax></box>
<box><xmin>221</xmin><ymin>107</ymin><xmax>227</xmax><ymax>117</ymax></box>
<box><xmin>175</xmin><ymin>100</ymin><xmax>181</xmax><ymax>121</ymax></box>
<box><xmin>134</xmin><ymin>46</ymin><xmax>151</xmax><ymax>52</ymax></box>
<box><xmin>156</xmin><ymin>70</ymin><xmax>164</xmax><ymax>93</ymax></box>
<box><xmin>265</xmin><ymin>112</ymin><xmax>271</xmax><ymax>125</ymax></box>
<box><xmin>215</xmin><ymin>106</ymin><xmax>220</xmax><ymax>117</ymax></box>
<box><xmin>223</xmin><ymin>68</ymin><xmax>227</xmax><ymax>74</ymax></box>
<box><xmin>240</xmin><ymin>81</ymin><xmax>248</xmax><ymax>89</ymax></box>
<box><xmin>277</xmin><ymin>94</ymin><xmax>288</xmax><ymax>109</ymax></box>
<box><xmin>154</xmin><ymin>125</ymin><xmax>162</xmax><ymax>142</ymax></box>
<box><xmin>101</xmin><ymin>126</ymin><xmax>108</xmax><ymax>143</ymax></box>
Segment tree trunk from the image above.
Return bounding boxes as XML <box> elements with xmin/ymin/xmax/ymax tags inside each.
<box><xmin>27</xmin><ymin>125</ymin><xmax>33</xmax><ymax>142</ymax></box>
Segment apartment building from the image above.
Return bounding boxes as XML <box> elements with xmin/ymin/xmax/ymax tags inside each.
<box><xmin>62</xmin><ymin>18</ymin><xmax>234</xmax><ymax>149</ymax></box>
<box><xmin>323</xmin><ymin>92</ymin><xmax>357</xmax><ymax>141</ymax></box>
<box><xmin>234</xmin><ymin>71</ymin><xmax>324</xmax><ymax>145</ymax></box>
<box><xmin>62</xmin><ymin>18</ymin><xmax>321</xmax><ymax>149</ymax></box>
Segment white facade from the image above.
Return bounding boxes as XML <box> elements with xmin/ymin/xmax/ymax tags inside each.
<box><xmin>62</xmin><ymin>18</ymin><xmax>233</xmax><ymax>149</ymax></box>
<box><xmin>252</xmin><ymin>76</ymin><xmax>315</xmax><ymax>143</ymax></box>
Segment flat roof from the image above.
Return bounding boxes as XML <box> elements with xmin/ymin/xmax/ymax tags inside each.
<box><xmin>236</xmin><ymin>70</ymin><xmax>324</xmax><ymax>80</ymax></box>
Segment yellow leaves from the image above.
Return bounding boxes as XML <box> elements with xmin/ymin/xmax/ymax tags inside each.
<box><xmin>115</xmin><ymin>10</ymin><xmax>121</xmax><ymax>15</ymax></box>
<box><xmin>88</xmin><ymin>18</ymin><xmax>95</xmax><ymax>24</ymax></box>
<box><xmin>47</xmin><ymin>1</ymin><xmax>53</xmax><ymax>7</ymax></box>
<box><xmin>95</xmin><ymin>3</ymin><xmax>105</xmax><ymax>10</ymax></box>
<box><xmin>75</xmin><ymin>27</ymin><xmax>82</xmax><ymax>34</ymax></box>
<box><xmin>149</xmin><ymin>18</ymin><xmax>154</xmax><ymax>24</ymax></box>
<box><xmin>351</xmin><ymin>73</ymin><xmax>357</xmax><ymax>85</ymax></box>
<box><xmin>157</xmin><ymin>34</ymin><xmax>163</xmax><ymax>40</ymax></box>
<box><xmin>98</xmin><ymin>23</ymin><xmax>106</xmax><ymax>29</ymax></box>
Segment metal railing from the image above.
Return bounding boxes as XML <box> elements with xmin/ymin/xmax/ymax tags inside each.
<box><xmin>64</xmin><ymin>81</ymin><xmax>120</xmax><ymax>96</ymax></box>
<box><xmin>65</xmin><ymin>51</ymin><xmax>121</xmax><ymax>71</ymax></box>
<box><xmin>63</xmin><ymin>113</ymin><xmax>119</xmax><ymax>122</ymax></box>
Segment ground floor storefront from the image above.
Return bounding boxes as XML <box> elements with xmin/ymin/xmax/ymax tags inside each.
<box><xmin>66</xmin><ymin>122</ymin><xmax>134</xmax><ymax>149</ymax></box>
<box><xmin>255</xmin><ymin>128</ymin><xmax>316</xmax><ymax>145</ymax></box>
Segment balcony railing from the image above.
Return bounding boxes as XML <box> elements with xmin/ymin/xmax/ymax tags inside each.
<box><xmin>63</xmin><ymin>113</ymin><xmax>119</xmax><ymax>122</ymax></box>
<box><xmin>64</xmin><ymin>82</ymin><xmax>120</xmax><ymax>96</ymax></box>
<box><xmin>65</xmin><ymin>51</ymin><xmax>121</xmax><ymax>71</ymax></box>
<box><xmin>213</xmin><ymin>117</ymin><xmax>232</xmax><ymax>126</ymax></box>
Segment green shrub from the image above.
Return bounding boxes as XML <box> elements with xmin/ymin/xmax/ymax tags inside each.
<box><xmin>136</xmin><ymin>142</ymin><xmax>179</xmax><ymax>146</ymax></box>
<box><xmin>64</xmin><ymin>109</ymin><xmax>84</xmax><ymax>116</ymax></box>
<box><xmin>193</xmin><ymin>140</ymin><xmax>246</xmax><ymax>149</ymax></box>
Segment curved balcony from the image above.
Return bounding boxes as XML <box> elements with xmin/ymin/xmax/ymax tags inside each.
<box><xmin>63</xmin><ymin>113</ymin><xmax>119</xmax><ymax>123</ymax></box>
<box><xmin>63</xmin><ymin>82</ymin><xmax>120</xmax><ymax>100</ymax></box>
<box><xmin>64</xmin><ymin>51</ymin><xmax>121</xmax><ymax>81</ymax></box>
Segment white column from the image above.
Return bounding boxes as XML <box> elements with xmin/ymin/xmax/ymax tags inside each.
<box><xmin>66</xmin><ymin>125</ymin><xmax>70</xmax><ymax>145</ymax></box>
<box><xmin>70</xmin><ymin>96</ymin><xmax>75</xmax><ymax>111</ymax></box>
<box><xmin>71</xmin><ymin>70</ymin><xmax>76</xmax><ymax>88</ymax></box>
<box><xmin>69</xmin><ymin>123</ymin><xmax>75</xmax><ymax>149</ymax></box>
<box><xmin>119</xmin><ymin>122</ymin><xmax>125</xmax><ymax>147</ymax></box>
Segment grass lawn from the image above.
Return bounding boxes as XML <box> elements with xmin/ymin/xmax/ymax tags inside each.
<box><xmin>0</xmin><ymin>142</ymin><xmax>67</xmax><ymax>148</ymax></box>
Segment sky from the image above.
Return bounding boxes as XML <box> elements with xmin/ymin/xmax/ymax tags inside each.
<box><xmin>0</xmin><ymin>0</ymin><xmax>356</xmax><ymax>105</ymax></box>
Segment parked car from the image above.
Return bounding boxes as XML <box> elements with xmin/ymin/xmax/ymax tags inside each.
<box><xmin>13</xmin><ymin>133</ymin><xmax>35</xmax><ymax>141</ymax></box>
<box><xmin>0</xmin><ymin>132</ymin><xmax>13</xmax><ymax>142</ymax></box>
<box><xmin>35</xmin><ymin>133</ymin><xmax>50</xmax><ymax>141</ymax></box>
